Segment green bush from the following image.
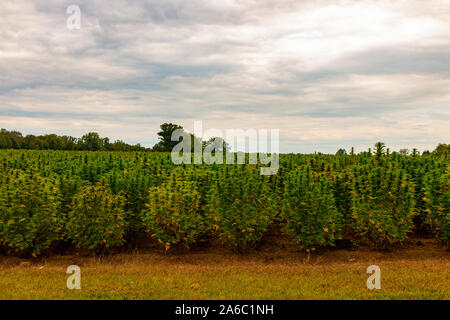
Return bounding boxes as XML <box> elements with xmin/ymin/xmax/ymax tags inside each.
<box><xmin>141</xmin><ymin>174</ymin><xmax>206</xmax><ymax>250</ymax></box>
<box><xmin>0</xmin><ymin>148</ymin><xmax>447</xmax><ymax>256</ymax></box>
<box><xmin>66</xmin><ymin>181</ymin><xmax>127</xmax><ymax>252</ymax></box>
<box><xmin>332</xmin><ymin>171</ymin><xmax>354</xmax><ymax>220</ymax></box>
<box><xmin>207</xmin><ymin>167</ymin><xmax>275</xmax><ymax>251</ymax></box>
<box><xmin>424</xmin><ymin>168</ymin><xmax>449</xmax><ymax>246</ymax></box>
<box><xmin>351</xmin><ymin>166</ymin><xmax>415</xmax><ymax>249</ymax></box>
<box><xmin>0</xmin><ymin>170</ymin><xmax>61</xmax><ymax>256</ymax></box>
<box><xmin>282</xmin><ymin>166</ymin><xmax>343</xmax><ymax>251</ymax></box>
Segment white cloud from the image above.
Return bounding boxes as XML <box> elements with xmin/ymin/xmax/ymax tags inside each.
<box><xmin>0</xmin><ymin>0</ymin><xmax>449</xmax><ymax>152</ymax></box>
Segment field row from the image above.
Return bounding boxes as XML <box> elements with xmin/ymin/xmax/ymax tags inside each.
<box><xmin>0</xmin><ymin>150</ymin><xmax>448</xmax><ymax>256</ymax></box>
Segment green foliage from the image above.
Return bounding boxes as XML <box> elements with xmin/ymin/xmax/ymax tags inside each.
<box><xmin>351</xmin><ymin>166</ymin><xmax>415</xmax><ymax>249</ymax></box>
<box><xmin>65</xmin><ymin>181</ymin><xmax>127</xmax><ymax>252</ymax></box>
<box><xmin>0</xmin><ymin>144</ymin><xmax>447</xmax><ymax>256</ymax></box>
<box><xmin>282</xmin><ymin>166</ymin><xmax>343</xmax><ymax>251</ymax></box>
<box><xmin>0</xmin><ymin>128</ymin><xmax>146</xmax><ymax>151</ymax></box>
<box><xmin>77</xmin><ymin>132</ymin><xmax>106</xmax><ymax>151</ymax></box>
<box><xmin>432</xmin><ymin>144</ymin><xmax>449</xmax><ymax>157</ymax></box>
<box><xmin>332</xmin><ymin>171</ymin><xmax>353</xmax><ymax>220</ymax></box>
<box><xmin>203</xmin><ymin>137</ymin><xmax>230</xmax><ymax>153</ymax></box>
<box><xmin>207</xmin><ymin>167</ymin><xmax>276</xmax><ymax>251</ymax></box>
<box><xmin>0</xmin><ymin>170</ymin><xmax>61</xmax><ymax>256</ymax></box>
<box><xmin>435</xmin><ymin>172</ymin><xmax>449</xmax><ymax>246</ymax></box>
<box><xmin>152</xmin><ymin>123</ymin><xmax>184</xmax><ymax>152</ymax></box>
<box><xmin>141</xmin><ymin>174</ymin><xmax>206</xmax><ymax>250</ymax></box>
<box><xmin>374</xmin><ymin>142</ymin><xmax>386</xmax><ymax>162</ymax></box>
<box><xmin>424</xmin><ymin>167</ymin><xmax>449</xmax><ymax>246</ymax></box>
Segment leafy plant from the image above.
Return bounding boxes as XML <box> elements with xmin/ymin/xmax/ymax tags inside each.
<box><xmin>207</xmin><ymin>167</ymin><xmax>276</xmax><ymax>251</ymax></box>
<box><xmin>141</xmin><ymin>174</ymin><xmax>206</xmax><ymax>250</ymax></box>
<box><xmin>66</xmin><ymin>181</ymin><xmax>127</xmax><ymax>252</ymax></box>
<box><xmin>351</xmin><ymin>166</ymin><xmax>415</xmax><ymax>249</ymax></box>
<box><xmin>424</xmin><ymin>167</ymin><xmax>449</xmax><ymax>247</ymax></box>
<box><xmin>282</xmin><ymin>166</ymin><xmax>343</xmax><ymax>251</ymax></box>
<box><xmin>0</xmin><ymin>170</ymin><xmax>61</xmax><ymax>256</ymax></box>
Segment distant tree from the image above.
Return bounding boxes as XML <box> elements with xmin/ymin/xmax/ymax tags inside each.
<box><xmin>190</xmin><ymin>133</ymin><xmax>203</xmax><ymax>153</ymax></box>
<box><xmin>399</xmin><ymin>149</ymin><xmax>409</xmax><ymax>155</ymax></box>
<box><xmin>60</xmin><ymin>136</ymin><xmax>77</xmax><ymax>150</ymax></box>
<box><xmin>102</xmin><ymin>137</ymin><xmax>111</xmax><ymax>151</ymax></box>
<box><xmin>336</xmin><ymin>148</ymin><xmax>346</xmax><ymax>155</ymax></box>
<box><xmin>111</xmin><ymin>140</ymin><xmax>128</xmax><ymax>151</ymax></box>
<box><xmin>2</xmin><ymin>130</ymin><xmax>24</xmax><ymax>148</ymax></box>
<box><xmin>78</xmin><ymin>132</ymin><xmax>104</xmax><ymax>151</ymax></box>
<box><xmin>152</xmin><ymin>123</ymin><xmax>184</xmax><ymax>152</ymax></box>
<box><xmin>422</xmin><ymin>150</ymin><xmax>431</xmax><ymax>156</ymax></box>
<box><xmin>203</xmin><ymin>137</ymin><xmax>230</xmax><ymax>154</ymax></box>
<box><xmin>432</xmin><ymin>144</ymin><xmax>449</xmax><ymax>157</ymax></box>
<box><xmin>411</xmin><ymin>148</ymin><xmax>419</xmax><ymax>157</ymax></box>
<box><xmin>0</xmin><ymin>132</ymin><xmax>12</xmax><ymax>149</ymax></box>
<box><xmin>43</xmin><ymin>134</ymin><xmax>60</xmax><ymax>150</ymax></box>
<box><xmin>23</xmin><ymin>135</ymin><xmax>42</xmax><ymax>149</ymax></box>
<box><xmin>0</xmin><ymin>129</ymin><xmax>145</xmax><ymax>151</ymax></box>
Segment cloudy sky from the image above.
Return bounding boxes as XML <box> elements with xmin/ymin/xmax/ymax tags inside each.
<box><xmin>1</xmin><ymin>0</ymin><xmax>449</xmax><ymax>153</ymax></box>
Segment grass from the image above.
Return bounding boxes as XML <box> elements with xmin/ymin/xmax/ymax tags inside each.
<box><xmin>0</xmin><ymin>239</ymin><xmax>448</xmax><ymax>300</ymax></box>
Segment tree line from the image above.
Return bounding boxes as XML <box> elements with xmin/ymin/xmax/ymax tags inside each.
<box><xmin>0</xmin><ymin>123</ymin><xmax>229</xmax><ymax>153</ymax></box>
<box><xmin>0</xmin><ymin>124</ymin><xmax>448</xmax><ymax>155</ymax></box>
<box><xmin>0</xmin><ymin>129</ymin><xmax>146</xmax><ymax>152</ymax></box>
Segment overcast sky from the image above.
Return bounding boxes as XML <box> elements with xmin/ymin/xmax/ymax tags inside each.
<box><xmin>0</xmin><ymin>0</ymin><xmax>449</xmax><ymax>153</ymax></box>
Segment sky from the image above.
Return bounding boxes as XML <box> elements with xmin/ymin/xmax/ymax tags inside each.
<box><xmin>0</xmin><ymin>0</ymin><xmax>449</xmax><ymax>153</ymax></box>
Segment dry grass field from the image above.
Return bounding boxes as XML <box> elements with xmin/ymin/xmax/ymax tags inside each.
<box><xmin>0</xmin><ymin>238</ymin><xmax>448</xmax><ymax>300</ymax></box>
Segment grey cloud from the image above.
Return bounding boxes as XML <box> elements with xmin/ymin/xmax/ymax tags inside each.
<box><xmin>1</xmin><ymin>0</ymin><xmax>449</xmax><ymax>152</ymax></box>
<box><xmin>317</xmin><ymin>46</ymin><xmax>450</xmax><ymax>75</ymax></box>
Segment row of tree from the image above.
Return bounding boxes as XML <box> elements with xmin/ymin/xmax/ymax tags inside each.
<box><xmin>0</xmin><ymin>124</ymin><xmax>229</xmax><ymax>153</ymax></box>
<box><xmin>0</xmin><ymin>129</ymin><xmax>146</xmax><ymax>152</ymax></box>
<box><xmin>1</xmin><ymin>125</ymin><xmax>448</xmax><ymax>155</ymax></box>
<box><xmin>336</xmin><ymin>143</ymin><xmax>449</xmax><ymax>157</ymax></box>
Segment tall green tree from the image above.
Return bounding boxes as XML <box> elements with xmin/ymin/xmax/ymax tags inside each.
<box><xmin>77</xmin><ymin>132</ymin><xmax>104</xmax><ymax>151</ymax></box>
<box><xmin>432</xmin><ymin>144</ymin><xmax>449</xmax><ymax>157</ymax></box>
<box><xmin>152</xmin><ymin>123</ymin><xmax>184</xmax><ymax>152</ymax></box>
<box><xmin>202</xmin><ymin>137</ymin><xmax>230</xmax><ymax>153</ymax></box>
